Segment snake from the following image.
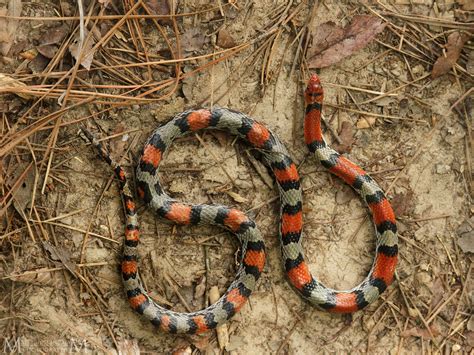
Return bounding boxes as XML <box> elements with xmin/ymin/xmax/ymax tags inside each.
<box><xmin>82</xmin><ymin>74</ymin><xmax>398</xmax><ymax>334</ymax></box>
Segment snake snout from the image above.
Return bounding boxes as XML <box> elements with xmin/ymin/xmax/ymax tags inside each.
<box><xmin>305</xmin><ymin>74</ymin><xmax>324</xmax><ymax>103</ymax></box>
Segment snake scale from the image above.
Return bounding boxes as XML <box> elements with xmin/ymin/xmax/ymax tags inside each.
<box><xmin>82</xmin><ymin>74</ymin><xmax>398</xmax><ymax>334</ymax></box>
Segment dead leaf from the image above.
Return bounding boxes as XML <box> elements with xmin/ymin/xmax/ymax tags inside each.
<box><xmin>457</xmin><ymin>0</ymin><xmax>474</xmax><ymax>11</ymax></box>
<box><xmin>432</xmin><ymin>32</ymin><xmax>470</xmax><ymax>78</ymax></box>
<box><xmin>226</xmin><ymin>191</ymin><xmax>249</xmax><ymax>203</ymax></box>
<box><xmin>144</xmin><ymin>0</ymin><xmax>175</xmax><ymax>25</ymax></box>
<box><xmin>245</xmin><ymin>151</ymin><xmax>274</xmax><ymax>188</ymax></box>
<box><xmin>19</xmin><ymin>48</ymin><xmax>37</xmax><ymax>60</ymax></box>
<box><xmin>194</xmin><ymin>276</ymin><xmax>206</xmax><ymax>300</ymax></box>
<box><xmin>468</xmin><ymin>316</ymin><xmax>474</xmax><ymax>331</ymax></box>
<box><xmin>335</xmin><ymin>186</ymin><xmax>353</xmax><ymax>204</ymax></box>
<box><xmin>217</xmin><ymin>28</ymin><xmax>237</xmax><ymax>48</ymax></box>
<box><xmin>60</xmin><ymin>2</ymin><xmax>73</xmax><ymax>16</ymax></box>
<box><xmin>182</xmin><ymin>28</ymin><xmax>208</xmax><ymax>53</ymax></box>
<box><xmin>457</xmin><ymin>217</ymin><xmax>474</xmax><ymax>253</ymax></box>
<box><xmin>401</xmin><ymin>325</ymin><xmax>440</xmax><ymax>339</ymax></box>
<box><xmin>467</xmin><ymin>331</ymin><xmax>474</xmax><ymax>347</ymax></box>
<box><xmin>307</xmin><ymin>15</ymin><xmax>387</xmax><ymax>68</ymax></box>
<box><xmin>116</xmin><ymin>339</ymin><xmax>140</xmax><ymax>354</ymax></box>
<box><xmin>171</xmin><ymin>345</ymin><xmax>192</xmax><ymax>355</ymax></box>
<box><xmin>225</xmin><ymin>335</ymin><xmax>246</xmax><ymax>352</ymax></box>
<box><xmin>9</xmin><ymin>267</ymin><xmax>54</xmax><ymax>285</ymax></box>
<box><xmin>430</xmin><ymin>277</ymin><xmax>445</xmax><ymax>309</ymax></box>
<box><xmin>0</xmin><ymin>0</ymin><xmax>22</xmax><ymax>56</ymax></box>
<box><xmin>28</xmin><ymin>53</ymin><xmax>49</xmax><ymax>73</ymax></box>
<box><xmin>457</xmin><ymin>232</ymin><xmax>474</xmax><ymax>253</ymax></box>
<box><xmin>210</xmin><ymin>131</ymin><xmax>231</xmax><ymax>147</ymax></box>
<box><xmin>391</xmin><ymin>190</ymin><xmax>414</xmax><ymax>216</ymax></box>
<box><xmin>333</xmin><ymin>120</ymin><xmax>354</xmax><ymax>153</ymax></box>
<box><xmin>109</xmin><ymin>124</ymin><xmax>128</xmax><ymax>161</ymax></box>
<box><xmin>209</xmin><ymin>286</ymin><xmax>229</xmax><ymax>349</ymax></box>
<box><xmin>36</xmin><ymin>44</ymin><xmax>58</xmax><ymax>59</ymax></box>
<box><xmin>0</xmin><ymin>73</ymin><xmax>31</xmax><ymax>99</ymax></box>
<box><xmin>407</xmin><ymin>307</ymin><xmax>418</xmax><ymax>318</ymax></box>
<box><xmin>42</xmin><ymin>241</ymin><xmax>76</xmax><ymax>274</ymax></box>
<box><xmin>69</xmin><ymin>29</ymin><xmax>96</xmax><ymax>70</ymax></box>
<box><xmin>356</xmin><ymin>116</ymin><xmax>376</xmax><ymax>129</ymax></box>
<box><xmin>39</xmin><ymin>24</ymin><xmax>69</xmax><ymax>46</ymax></box>
<box><xmin>9</xmin><ymin>163</ymin><xmax>35</xmax><ymax>214</ymax></box>
<box><xmin>187</xmin><ymin>333</ymin><xmax>211</xmax><ymax>350</ymax></box>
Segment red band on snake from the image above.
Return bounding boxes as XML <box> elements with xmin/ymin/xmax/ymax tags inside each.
<box><xmin>82</xmin><ymin>74</ymin><xmax>398</xmax><ymax>334</ymax></box>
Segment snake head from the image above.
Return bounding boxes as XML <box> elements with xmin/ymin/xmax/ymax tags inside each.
<box><xmin>305</xmin><ymin>74</ymin><xmax>324</xmax><ymax>104</ymax></box>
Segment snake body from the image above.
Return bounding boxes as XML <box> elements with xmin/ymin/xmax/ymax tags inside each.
<box><xmin>83</xmin><ymin>74</ymin><xmax>398</xmax><ymax>334</ymax></box>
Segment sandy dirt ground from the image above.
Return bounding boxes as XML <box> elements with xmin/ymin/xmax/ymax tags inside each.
<box><xmin>1</xmin><ymin>0</ymin><xmax>473</xmax><ymax>354</ymax></box>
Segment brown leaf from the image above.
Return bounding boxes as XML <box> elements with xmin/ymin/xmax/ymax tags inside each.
<box><xmin>391</xmin><ymin>190</ymin><xmax>414</xmax><ymax>216</ymax></box>
<box><xmin>69</xmin><ymin>29</ymin><xmax>96</xmax><ymax>70</ymax></box>
<box><xmin>0</xmin><ymin>73</ymin><xmax>31</xmax><ymax>99</ymax></box>
<box><xmin>9</xmin><ymin>163</ymin><xmax>35</xmax><ymax>213</ymax></box>
<box><xmin>144</xmin><ymin>0</ymin><xmax>174</xmax><ymax>25</ymax></box>
<box><xmin>335</xmin><ymin>186</ymin><xmax>353</xmax><ymax>205</ymax></box>
<box><xmin>116</xmin><ymin>339</ymin><xmax>140</xmax><ymax>354</ymax></box>
<box><xmin>109</xmin><ymin>124</ymin><xmax>128</xmax><ymax>161</ymax></box>
<box><xmin>39</xmin><ymin>24</ymin><xmax>69</xmax><ymax>46</ymax></box>
<box><xmin>210</xmin><ymin>131</ymin><xmax>231</xmax><ymax>147</ymax></box>
<box><xmin>468</xmin><ymin>316</ymin><xmax>474</xmax><ymax>331</ymax></box>
<box><xmin>307</xmin><ymin>15</ymin><xmax>387</xmax><ymax>68</ymax></box>
<box><xmin>43</xmin><ymin>241</ymin><xmax>70</xmax><ymax>262</ymax></box>
<box><xmin>182</xmin><ymin>28</ymin><xmax>208</xmax><ymax>53</ymax></box>
<box><xmin>217</xmin><ymin>28</ymin><xmax>237</xmax><ymax>48</ymax></box>
<box><xmin>430</xmin><ymin>277</ymin><xmax>445</xmax><ymax>309</ymax></box>
<box><xmin>308</xmin><ymin>21</ymin><xmax>345</xmax><ymax>55</ymax></box>
<box><xmin>60</xmin><ymin>2</ymin><xmax>73</xmax><ymax>16</ymax></box>
<box><xmin>171</xmin><ymin>345</ymin><xmax>192</xmax><ymax>355</ymax></box>
<box><xmin>19</xmin><ymin>48</ymin><xmax>37</xmax><ymax>60</ymax></box>
<box><xmin>9</xmin><ymin>267</ymin><xmax>54</xmax><ymax>285</ymax></box>
<box><xmin>457</xmin><ymin>217</ymin><xmax>474</xmax><ymax>253</ymax></box>
<box><xmin>356</xmin><ymin>116</ymin><xmax>376</xmax><ymax>129</ymax></box>
<box><xmin>226</xmin><ymin>191</ymin><xmax>249</xmax><ymax>203</ymax></box>
<box><xmin>28</xmin><ymin>53</ymin><xmax>49</xmax><ymax>73</ymax></box>
<box><xmin>432</xmin><ymin>32</ymin><xmax>470</xmax><ymax>78</ymax></box>
<box><xmin>401</xmin><ymin>325</ymin><xmax>440</xmax><ymax>339</ymax></box>
<box><xmin>194</xmin><ymin>276</ymin><xmax>206</xmax><ymax>300</ymax></box>
<box><xmin>467</xmin><ymin>331</ymin><xmax>474</xmax><ymax>347</ymax></box>
<box><xmin>36</xmin><ymin>44</ymin><xmax>58</xmax><ymax>59</ymax></box>
<box><xmin>0</xmin><ymin>0</ymin><xmax>22</xmax><ymax>56</ymax></box>
<box><xmin>333</xmin><ymin>120</ymin><xmax>354</xmax><ymax>153</ymax></box>
<box><xmin>457</xmin><ymin>231</ymin><xmax>474</xmax><ymax>253</ymax></box>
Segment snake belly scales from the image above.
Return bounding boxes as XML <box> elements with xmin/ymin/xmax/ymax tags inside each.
<box><xmin>82</xmin><ymin>74</ymin><xmax>398</xmax><ymax>334</ymax></box>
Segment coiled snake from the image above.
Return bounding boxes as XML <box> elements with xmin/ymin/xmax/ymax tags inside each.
<box><xmin>82</xmin><ymin>74</ymin><xmax>398</xmax><ymax>334</ymax></box>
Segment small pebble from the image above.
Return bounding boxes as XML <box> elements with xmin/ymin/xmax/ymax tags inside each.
<box><xmin>435</xmin><ymin>163</ymin><xmax>450</xmax><ymax>174</ymax></box>
<box><xmin>452</xmin><ymin>344</ymin><xmax>461</xmax><ymax>352</ymax></box>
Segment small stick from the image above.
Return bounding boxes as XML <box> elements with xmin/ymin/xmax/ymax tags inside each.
<box><xmin>164</xmin><ymin>273</ymin><xmax>192</xmax><ymax>313</ymax></box>
<box><xmin>277</xmin><ymin>319</ymin><xmax>300</xmax><ymax>354</ymax></box>
<box><xmin>435</xmin><ymin>234</ymin><xmax>460</xmax><ymax>276</ymax></box>
<box><xmin>31</xmin><ymin>221</ymin><xmax>119</xmax><ymax>244</ymax></box>
<box><xmin>402</xmin><ymin>214</ymin><xmax>451</xmax><ymax>223</ymax></box>
<box><xmin>195</xmin><ymin>133</ymin><xmax>237</xmax><ymax>188</ymax></box>
<box><xmin>245</xmin><ymin>150</ymin><xmax>273</xmax><ymax>188</ymax></box>
<box><xmin>426</xmin><ymin>289</ymin><xmax>460</xmax><ymax>325</ymax></box>
<box><xmin>209</xmin><ymin>286</ymin><xmax>229</xmax><ymax>350</ymax></box>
